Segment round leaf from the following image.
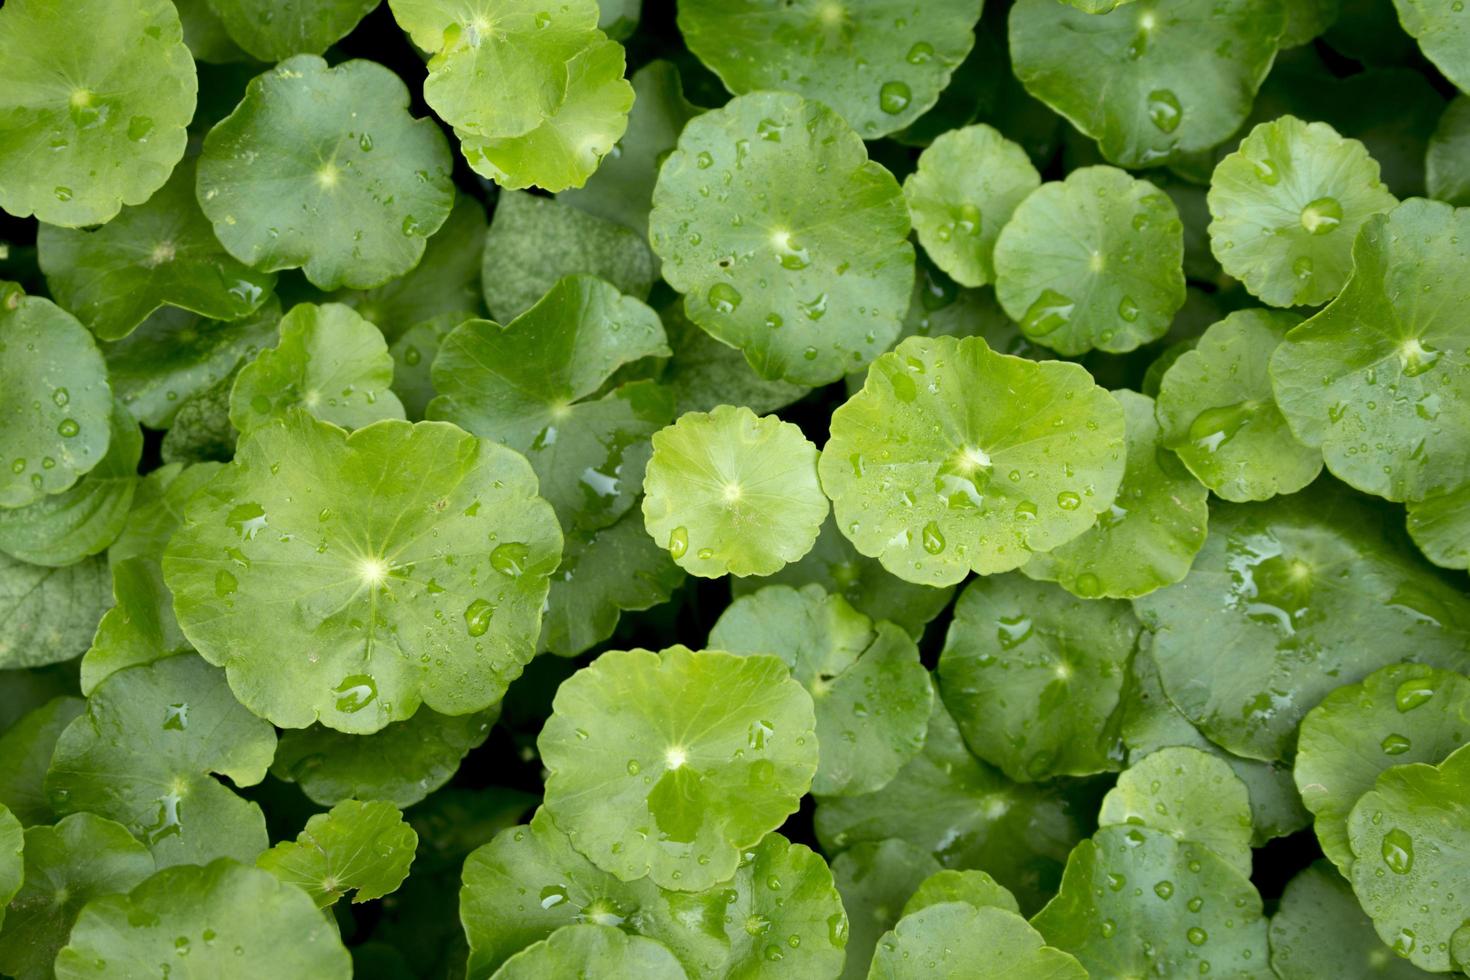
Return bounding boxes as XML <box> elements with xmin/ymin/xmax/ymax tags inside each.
<box><xmin>1406</xmin><ymin>484</ymin><xmax>1470</xmax><ymax>570</ymax></box>
<box><xmin>1031</xmin><ymin>826</ymin><xmax>1269</xmax><ymax>978</ymax></box>
<box><xmin>0</xmin><ymin>0</ymin><xmax>195</xmax><ymax>227</ymax></box>
<box><xmin>904</xmin><ymin>124</ymin><xmax>1041</xmax><ymax>289</ymax></box>
<box><xmin>203</xmin><ymin>0</ymin><xmax>378</xmax><ymax>61</ymax></box>
<box><xmin>493</xmin><ymin>924</ymin><xmax>684</xmax><ymax>980</ymax></box>
<box><xmin>650</xmin><ymin>91</ymin><xmax>915</xmax><ymax>387</ymax></box>
<box><xmin>710</xmin><ymin>584</ymin><xmax>933</xmax><ymax>796</ymax></box>
<box><xmin>1269</xmin><ymin>860</ymin><xmax>1432</xmax><ymax>980</ymax></box>
<box><xmin>658</xmin><ymin>302</ymin><xmax>809</xmax><ymax>419</ymax></box>
<box><xmin>993</xmin><ymin>166</ymin><xmax>1185</xmax><ymax>356</ymax></box>
<box><xmin>901</xmin><ymin>869</ymin><xmax>1019</xmax><ymax>918</ymax></box>
<box><xmin>869</xmin><ymin>902</ymin><xmax>1088</xmax><ymax>980</ymax></box>
<box><xmin>197</xmin><ymin>55</ymin><xmax>456</xmax><ymax>291</ymax></box>
<box><xmin>0</xmin><ymin>293</ymin><xmax>112</xmax><ymax>509</ymax></box>
<box><xmin>164</xmin><ymin>412</ymin><xmax>562</xmax><ymax>733</ymax></box>
<box><xmin>1295</xmin><ymin>662</ymin><xmax>1470</xmax><ymax>874</ymax></box>
<box><xmin>831</xmin><ymin>839</ymin><xmax>941</xmax><ymax>980</ymax></box>
<box><xmin>677</xmin><ymin>0</ymin><xmax>984</xmax><ymax>138</ymax></box>
<box><xmin>0</xmin><ymin>697</ymin><xmax>85</xmax><ymax>826</ymax></box>
<box><xmin>642</xmin><ymin>405</ymin><xmax>827</xmax><ymax>578</ymax></box>
<box><xmin>1155</xmin><ymin>309</ymin><xmax>1323</xmax><ymax>502</ymax></box>
<box><xmin>938</xmin><ymin>574</ymin><xmax>1138</xmax><ymax>782</ymax></box>
<box><xmin>0</xmin><ymin>552</ymin><xmax>111</xmax><ymax>670</ymax></box>
<box><xmin>538</xmin><ymin>646</ymin><xmax>817</xmax><ymax>890</ymax></box>
<box><xmin>81</xmin><ymin>558</ymin><xmax>190</xmax><ymax>696</ymax></box>
<box><xmin>819</xmin><ymin>335</ymin><xmax>1127</xmax><ymax>586</ymax></box>
<box><xmin>1207</xmin><ymin>116</ymin><xmax>1398</xmax><ymax>307</ymax></box>
<box><xmin>1022</xmin><ymin>390</ymin><xmax>1209</xmax><ymax>600</ymax></box>
<box><xmin>54</xmin><ymin>859</ymin><xmax>351</xmax><ymax>979</ymax></box>
<box><xmin>1269</xmin><ymin>199</ymin><xmax>1470</xmax><ymax>504</ymax></box>
<box><xmin>257</xmin><ymin>800</ymin><xmax>417</xmax><ymax>907</ymax></box>
<box><xmin>1393</xmin><ymin>0</ymin><xmax>1470</xmax><ymax>93</ymax></box>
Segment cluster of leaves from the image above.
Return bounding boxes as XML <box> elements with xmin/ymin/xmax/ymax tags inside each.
<box><xmin>1</xmin><ymin>0</ymin><xmax>1469</xmax><ymax>977</ymax></box>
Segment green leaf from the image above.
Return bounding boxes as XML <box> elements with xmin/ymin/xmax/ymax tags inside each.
<box><xmin>1155</xmin><ymin>309</ymin><xmax>1323</xmax><ymax>501</ymax></box>
<box><xmin>0</xmin><ymin>805</ymin><xmax>19</xmax><ymax>928</ymax></box>
<box><xmin>540</xmin><ymin>509</ymin><xmax>685</xmax><ymax>658</ymax></box>
<box><xmin>388</xmin><ymin>314</ymin><xmax>456</xmax><ymax>420</ymax></box>
<box><xmin>676</xmin><ymin>0</ymin><xmax>984</xmax><ymax>139</ymax></box>
<box><xmin>1009</xmin><ymin>0</ymin><xmax>1284</xmax><ymax>169</ymax></box>
<box><xmin>0</xmin><ymin>401</ymin><xmax>141</xmax><ymax>567</ymax></box>
<box><xmin>164</xmin><ymin>412</ymin><xmax>562</xmax><ymax>733</ymax></box>
<box><xmin>203</xmin><ymin>0</ymin><xmax>377</xmax><ymax>60</ymax></box>
<box><xmin>1032</xmin><ymin>826</ymin><xmax>1269</xmax><ymax>977</ymax></box>
<box><xmin>1022</xmin><ymin>390</ymin><xmax>1209</xmax><ymax>600</ymax></box>
<box><xmin>1427</xmin><ymin>96</ymin><xmax>1470</xmax><ymax>206</ymax></box>
<box><xmin>901</xmin><ymin>869</ymin><xmax>1018</xmax><ymax>918</ymax></box>
<box><xmin>54</xmin><ymin>859</ymin><xmax>351</xmax><ymax>978</ymax></box>
<box><xmin>198</xmin><ymin>55</ymin><xmax>456</xmax><ymax>291</ymax></box>
<box><xmin>642</xmin><ymin>405</ymin><xmax>827</xmax><ymax>578</ymax></box>
<box><xmin>160</xmin><ymin>372</ymin><xmax>239</xmax><ymax>465</ymax></box>
<box><xmin>1207</xmin><ymin>116</ymin><xmax>1398</xmax><ymax>308</ymax></box>
<box><xmin>938</xmin><ymin>574</ymin><xmax>1137</xmax><ymax>782</ymax></box>
<box><xmin>1133</xmin><ymin>482</ymin><xmax>1470</xmax><ymax>761</ymax></box>
<box><xmin>176</xmin><ymin>0</ymin><xmax>249</xmax><ymax>63</ymax></box>
<box><xmin>831</xmin><ymin>839</ymin><xmax>940</xmax><ymax>980</ymax></box>
<box><xmin>819</xmin><ymin>335</ymin><xmax>1127</xmax><ymax>586</ymax></box>
<box><xmin>257</xmin><ymin>800</ymin><xmax>417</xmax><ymax>908</ymax></box>
<box><xmin>229</xmin><ymin>302</ymin><xmax>406</xmax><ymax>436</ymax></box>
<box><xmin>0</xmin><ymin>813</ymin><xmax>154</xmax><ymax>980</ymax></box>
<box><xmin>815</xmin><ymin>691</ymin><xmax>1095</xmax><ymax>915</ymax></box>
<box><xmin>993</xmin><ymin>166</ymin><xmax>1185</xmax><ymax>356</ymax></box>
<box><xmin>1393</xmin><ymin>0</ymin><xmax>1470</xmax><ymax>93</ymax></box>
<box><xmin>657</xmin><ymin>303</ymin><xmax>809</xmax><ymax>418</ymax></box>
<box><xmin>271</xmin><ymin>708</ymin><xmax>496</xmax><ymax>808</ymax></box>
<box><xmin>102</xmin><ymin>299</ymin><xmax>281</xmax><ymax>429</ymax></box>
<box><xmin>481</xmin><ymin>191</ymin><xmax>655</xmax><ymax>322</ymax></box>
<box><xmin>428</xmin><ymin>275</ymin><xmax>671</xmax><ymax>531</ymax></box>
<box><xmin>710</xmin><ymin>584</ymin><xmax>933</xmax><ymax>796</ymax></box>
<box><xmin>1098</xmin><ymin>746</ymin><xmax>1255</xmax><ymax>877</ymax></box>
<box><xmin>1406</xmin><ymin>483</ymin><xmax>1470</xmax><ymax>570</ymax></box>
<box><xmin>894</xmin><ymin>266</ymin><xmax>1039</xmax><ymax>358</ymax></box>
<box><xmin>1347</xmin><ymin>743</ymin><xmax>1470</xmax><ymax>972</ymax></box>
<box><xmin>1269</xmin><ymin>860</ymin><xmax>1432</xmax><ymax>980</ymax></box>
<box><xmin>868</xmin><ymin>902</ymin><xmax>1088</xmax><ymax>980</ymax></box>
<box><xmin>649</xmin><ymin>90</ymin><xmax>915</xmax><ymax>386</ymax></box>
<box><xmin>903</xmin><ymin>124</ymin><xmax>1040</xmax><ymax>289</ymax></box>
<box><xmin>0</xmin><ymin>697</ymin><xmax>84</xmax><ymax>826</ymax></box>
<box><xmin>1281</xmin><ymin>0</ymin><xmax>1342</xmax><ymax>46</ymax></box>
<box><xmin>538</xmin><ymin>646</ymin><xmax>817</xmax><ymax>890</ymax></box>
<box><xmin>46</xmin><ymin>654</ymin><xmax>276</xmax><ymax>868</ymax></box>
<box><xmin>0</xmin><ymin>551</ymin><xmax>111</xmax><ymax>671</ymax></box>
<box><xmin>109</xmin><ymin>461</ymin><xmax>226</xmax><ymax>566</ymax></box>
<box><xmin>0</xmin><ymin>293</ymin><xmax>113</xmax><ymax>509</ymax></box>
<box><xmin>37</xmin><ymin>159</ymin><xmax>276</xmax><ymax>342</ymax></box>
<box><xmin>1269</xmin><ymin>199</ymin><xmax>1470</xmax><ymax>503</ymax></box>
<box><xmin>492</xmin><ymin>924</ymin><xmax>685</xmax><ymax>979</ymax></box>
<box><xmin>82</xmin><ymin>559</ymin><xmax>190</xmax><ymax>697</ymax></box>
<box><xmin>561</xmin><ymin>60</ymin><xmax>702</xmax><ymax>236</ymax></box>
<box><xmin>1295</xmin><ymin>662</ymin><xmax>1470</xmax><ymax>875</ymax></box>
<box><xmin>0</xmin><ymin>0</ymin><xmax>195</xmax><ymax>227</ymax></box>
<box><xmin>460</xmin><ymin>808</ymin><xmax>846</xmax><ymax>979</ymax></box>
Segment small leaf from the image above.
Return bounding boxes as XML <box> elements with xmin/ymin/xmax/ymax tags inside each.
<box><xmin>257</xmin><ymin>800</ymin><xmax>417</xmax><ymax>907</ymax></box>
<box><xmin>492</xmin><ymin>924</ymin><xmax>684</xmax><ymax>979</ymax></box>
<box><xmin>900</xmin><ymin>869</ymin><xmax>1019</xmax><ymax>918</ymax></box>
<box><xmin>0</xmin><ymin>551</ymin><xmax>111</xmax><ymax>671</ymax></box>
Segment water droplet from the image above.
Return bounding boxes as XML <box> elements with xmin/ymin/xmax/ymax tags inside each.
<box><xmin>1380</xmin><ymin>733</ymin><xmax>1412</xmax><ymax>755</ymax></box>
<box><xmin>696</xmin><ymin>151</ymin><xmax>714</xmax><ymax>169</ymax></box>
<box><xmin>57</xmin><ymin>418</ymin><xmax>80</xmax><ymax>437</ymax></box>
<box><xmin>1056</xmin><ymin>491</ymin><xmax>1082</xmax><ymax>510</ymax></box>
<box><xmin>626</xmin><ymin>759</ymin><xmax>641</xmax><ymax>775</ymax></box>
<box><xmin>403</xmin><ymin>345</ymin><xmax>421</xmax><ymax>366</ymax></box>
<box><xmin>1187</xmin><ymin>927</ymin><xmax>1208</xmax><ymax>946</ymax></box>
<box><xmin>52</xmin><ymin>388</ymin><xmax>69</xmax><ymax>407</ymax></box>
<box><xmin>1187</xmin><ymin>401</ymin><xmax>1256</xmax><ymax>453</ymax></box>
<box><xmin>162</xmin><ymin>703</ymin><xmax>189</xmax><ymax>731</ymax></box>
<box><xmin>906</xmin><ymin>41</ymin><xmax>934</xmax><ymax>64</ymax></box>
<box><xmin>1075</xmin><ymin>572</ymin><xmax>1102</xmax><ymax>598</ymax></box>
<box><xmin>1299</xmin><ymin>196</ymin><xmax>1342</xmax><ymax>235</ymax></box>
<box><xmin>214</xmin><ymin>569</ymin><xmax>238</xmax><ymax>597</ymax></box>
<box><xmin>464</xmin><ymin>598</ymin><xmax>494</xmax><ymax>637</ymax></box>
<box><xmin>1118</xmin><ymin>296</ymin><xmax>1140</xmax><ymax>322</ymax></box>
<box><xmin>127</xmin><ymin>116</ymin><xmax>154</xmax><ymax>141</ymax></box>
<box><xmin>54</xmin><ymin>186</ymin><xmax>73</xmax><ymax>202</ymax></box>
<box><xmin>878</xmin><ymin>81</ymin><xmax>912</xmax><ymax>115</ymax></box>
<box><xmin>1146</xmin><ymin>89</ymin><xmax>1183</xmax><ymax>133</ymax></box>
<box><xmin>668</xmin><ymin>526</ymin><xmax>689</xmax><ymax>559</ymax></box>
<box><xmin>1154</xmin><ymin>880</ymin><xmax>1174</xmax><ymax>899</ymax></box>
<box><xmin>333</xmin><ymin>675</ymin><xmax>377</xmax><ymax>713</ymax></box>
<box><xmin>1395</xmin><ymin>678</ymin><xmax>1435</xmax><ymax>712</ymax></box>
<box><xmin>1381</xmin><ymin>828</ymin><xmax>1414</xmax><ymax>874</ymax></box>
<box><xmin>707</xmin><ymin>282</ymin><xmax>742</xmax><ymax>313</ymax></box>
<box><xmin>491</xmin><ymin>541</ymin><xmax>529</xmax><ymax>577</ymax></box>
<box><xmin>539</xmin><ymin>884</ymin><xmax>568</xmax><ymax>909</ymax></box>
<box><xmin>921</xmin><ymin>521</ymin><xmax>945</xmax><ymax>554</ymax></box>
<box><xmin>1021</xmin><ymin>289</ymin><xmax>1074</xmax><ymax>336</ymax></box>
<box><xmin>1107</xmin><ymin>872</ymin><xmax>1127</xmax><ymax>891</ymax></box>
<box><xmin>1400</xmin><ymin>339</ymin><xmax>1442</xmax><ymax>378</ymax></box>
<box><xmin>1292</xmin><ymin>255</ymin><xmax>1314</xmax><ymax>281</ymax></box>
<box><xmin>359</xmin><ymin>132</ymin><xmax>374</xmax><ymax>152</ymax></box>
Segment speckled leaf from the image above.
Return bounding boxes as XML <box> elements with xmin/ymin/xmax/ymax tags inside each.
<box><xmin>163</xmin><ymin>412</ymin><xmax>562</xmax><ymax>733</ymax></box>
<box><xmin>869</xmin><ymin>902</ymin><xmax>1088</xmax><ymax>980</ymax></box>
<box><xmin>650</xmin><ymin>91</ymin><xmax>915</xmax><ymax>386</ymax></box>
<box><xmin>0</xmin><ymin>697</ymin><xmax>84</xmax><ymax>826</ymax></box>
<box><xmin>1406</xmin><ymin>484</ymin><xmax>1470</xmax><ymax>570</ymax></box>
<box><xmin>539</xmin><ymin>646</ymin><xmax>817</xmax><ymax>890</ymax></box>
<box><xmin>0</xmin><ymin>552</ymin><xmax>111</xmax><ymax>670</ymax></box>
<box><xmin>831</xmin><ymin>839</ymin><xmax>941</xmax><ymax>980</ymax></box>
<box><xmin>0</xmin><ymin>805</ymin><xmax>19</xmax><ymax>928</ymax></box>
<box><xmin>204</xmin><ymin>0</ymin><xmax>378</xmax><ymax>60</ymax></box>
<box><xmin>257</xmin><ymin>800</ymin><xmax>417</xmax><ymax>907</ymax></box>
<box><xmin>198</xmin><ymin>55</ymin><xmax>455</xmax><ymax>291</ymax></box>
<box><xmin>159</xmin><ymin>372</ymin><xmax>237</xmax><ymax>465</ymax></box>
<box><xmin>1269</xmin><ymin>860</ymin><xmax>1432</xmax><ymax>980</ymax></box>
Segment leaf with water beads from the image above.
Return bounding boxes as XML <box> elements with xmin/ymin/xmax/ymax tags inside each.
<box><xmin>163</xmin><ymin>411</ymin><xmax>562</xmax><ymax>733</ymax></box>
<box><xmin>46</xmin><ymin>655</ymin><xmax>276</xmax><ymax>869</ymax></box>
<box><xmin>459</xmin><ymin>809</ymin><xmax>846</xmax><ymax>979</ymax></box>
<box><xmin>1295</xmin><ymin>663</ymin><xmax>1470</xmax><ymax>876</ymax></box>
<box><xmin>0</xmin><ymin>292</ymin><xmax>113</xmax><ymax>510</ymax></box>
<box><xmin>53</xmin><ymin>859</ymin><xmax>351</xmax><ymax>979</ymax></box>
<box><xmin>229</xmin><ymin>302</ymin><xmax>406</xmax><ymax>436</ymax></box>
<box><xmin>257</xmin><ymin>800</ymin><xmax>417</xmax><ymax>908</ymax></box>
<box><xmin>1133</xmin><ymin>482</ymin><xmax>1470</xmax><ymax>762</ymax></box>
<box><xmin>429</xmin><ymin>275</ymin><xmax>672</xmax><ymax>532</ymax></box>
<box><xmin>649</xmin><ymin>91</ymin><xmax>915</xmax><ymax>387</ymax></box>
<box><xmin>831</xmin><ymin>839</ymin><xmax>942</xmax><ymax>980</ymax></box>
<box><xmin>678</xmin><ymin>0</ymin><xmax>982</xmax><ymax>139</ymax></box>
<box><xmin>1348</xmin><ymin>743</ymin><xmax>1470</xmax><ymax>972</ymax></box>
<box><xmin>1208</xmin><ymin>116</ymin><xmax>1398</xmax><ymax>308</ymax></box>
<box><xmin>938</xmin><ymin>574</ymin><xmax>1138</xmax><ymax>782</ymax></box>
<box><xmin>1406</xmin><ymin>484</ymin><xmax>1470</xmax><ymax>570</ymax></box>
<box><xmin>902</xmin><ymin>869</ymin><xmax>1019</xmax><ymax>917</ymax></box>
<box><xmin>658</xmin><ymin>302</ymin><xmax>810</xmax><ymax>418</ymax></box>
<box><xmin>819</xmin><ymin>335</ymin><xmax>1126</xmax><ymax>587</ymax></box>
<box><xmin>1031</xmin><ymin>825</ymin><xmax>1269</xmax><ymax>978</ymax></box>
<box><xmin>203</xmin><ymin>0</ymin><xmax>378</xmax><ymax>61</ymax></box>
<box><xmin>1155</xmin><ymin>309</ymin><xmax>1322</xmax><ymax>502</ymax></box>
<box><xmin>37</xmin><ymin>160</ymin><xmax>276</xmax><ymax>343</ymax></box>
<box><xmin>493</xmin><ymin>925</ymin><xmax>684</xmax><ymax>979</ymax></box>
<box><xmin>388</xmin><ymin>314</ymin><xmax>456</xmax><ymax>420</ymax></box>
<box><xmin>868</xmin><ymin>902</ymin><xmax>1088</xmax><ymax>980</ymax></box>
<box><xmin>1269</xmin><ymin>860</ymin><xmax>1432</xmax><ymax>980</ymax></box>
<box><xmin>710</xmin><ymin>584</ymin><xmax>933</xmax><ymax>796</ymax></box>
<box><xmin>538</xmin><ymin>646</ymin><xmax>817</xmax><ymax>891</ymax></box>
<box><xmin>0</xmin><ymin>551</ymin><xmax>111</xmax><ymax>671</ymax></box>
<box><xmin>903</xmin><ymin>124</ymin><xmax>1041</xmax><ymax>289</ymax></box>
<box><xmin>1269</xmin><ymin>199</ymin><xmax>1470</xmax><ymax>505</ymax></box>
<box><xmin>993</xmin><ymin>166</ymin><xmax>1185</xmax><ymax>356</ymax></box>
<box><xmin>641</xmin><ymin>405</ymin><xmax>827</xmax><ymax>578</ymax></box>
<box><xmin>197</xmin><ymin>55</ymin><xmax>456</xmax><ymax>291</ymax></box>
<box><xmin>1009</xmin><ymin>0</ymin><xmax>1284</xmax><ymax>169</ymax></box>
<box><xmin>1393</xmin><ymin>0</ymin><xmax>1470</xmax><ymax>94</ymax></box>
<box><xmin>0</xmin><ymin>0</ymin><xmax>195</xmax><ymax>228</ymax></box>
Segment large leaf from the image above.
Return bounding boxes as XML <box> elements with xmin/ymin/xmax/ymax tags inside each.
<box><xmin>203</xmin><ymin>0</ymin><xmax>378</xmax><ymax>60</ymax></box>
<box><xmin>493</xmin><ymin>924</ymin><xmax>685</xmax><ymax>979</ymax></box>
<box><xmin>869</xmin><ymin>902</ymin><xmax>1088</xmax><ymax>980</ymax></box>
<box><xmin>1269</xmin><ymin>860</ymin><xmax>1433</xmax><ymax>980</ymax></box>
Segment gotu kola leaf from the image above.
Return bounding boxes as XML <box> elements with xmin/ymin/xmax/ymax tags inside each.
<box><xmin>1393</xmin><ymin>0</ymin><xmax>1470</xmax><ymax>94</ymax></box>
<box><xmin>1406</xmin><ymin>483</ymin><xmax>1470</xmax><ymax>570</ymax></box>
<box><xmin>901</xmin><ymin>868</ymin><xmax>1019</xmax><ymax>917</ymax></box>
<box><xmin>868</xmin><ymin>902</ymin><xmax>1088</xmax><ymax>980</ymax></box>
<box><xmin>492</xmin><ymin>924</ymin><xmax>684</xmax><ymax>980</ymax></box>
<box><xmin>203</xmin><ymin>0</ymin><xmax>379</xmax><ymax>62</ymax></box>
<box><xmin>1269</xmin><ymin>860</ymin><xmax>1431</xmax><ymax>980</ymax></box>
<box><xmin>163</xmin><ymin>411</ymin><xmax>562</xmax><ymax>733</ymax></box>
<box><xmin>0</xmin><ymin>696</ymin><xmax>85</xmax><ymax>826</ymax></box>
<box><xmin>256</xmin><ymin>799</ymin><xmax>418</xmax><ymax>908</ymax></box>
<box><xmin>0</xmin><ymin>551</ymin><xmax>111</xmax><ymax>671</ymax></box>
